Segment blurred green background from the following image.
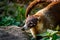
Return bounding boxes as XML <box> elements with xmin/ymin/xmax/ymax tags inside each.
<box><xmin>0</xmin><ymin>0</ymin><xmax>27</xmax><ymax>26</ymax></box>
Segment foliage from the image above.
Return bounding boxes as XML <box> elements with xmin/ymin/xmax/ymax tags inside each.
<box><xmin>31</xmin><ymin>29</ymin><xmax>60</xmax><ymax>40</ymax></box>
<box><xmin>0</xmin><ymin>0</ymin><xmax>26</xmax><ymax>26</ymax></box>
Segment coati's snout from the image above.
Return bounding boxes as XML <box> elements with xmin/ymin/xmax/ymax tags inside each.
<box><xmin>23</xmin><ymin>15</ymin><xmax>40</xmax><ymax>30</ymax></box>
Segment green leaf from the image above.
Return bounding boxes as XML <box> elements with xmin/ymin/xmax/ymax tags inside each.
<box><xmin>41</xmin><ymin>37</ymin><xmax>50</xmax><ymax>40</ymax></box>
<box><xmin>47</xmin><ymin>29</ymin><xmax>58</xmax><ymax>36</ymax></box>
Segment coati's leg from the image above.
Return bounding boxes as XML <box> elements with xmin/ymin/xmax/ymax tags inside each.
<box><xmin>30</xmin><ymin>27</ymin><xmax>37</xmax><ymax>38</ymax></box>
<box><xmin>30</xmin><ymin>27</ymin><xmax>39</xmax><ymax>40</ymax></box>
<box><xmin>30</xmin><ymin>27</ymin><xmax>43</xmax><ymax>40</ymax></box>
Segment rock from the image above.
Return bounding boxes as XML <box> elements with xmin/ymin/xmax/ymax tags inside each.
<box><xmin>0</xmin><ymin>26</ymin><xmax>30</xmax><ymax>40</ymax></box>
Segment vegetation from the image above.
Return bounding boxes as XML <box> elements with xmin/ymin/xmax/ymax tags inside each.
<box><xmin>0</xmin><ymin>0</ymin><xmax>26</xmax><ymax>26</ymax></box>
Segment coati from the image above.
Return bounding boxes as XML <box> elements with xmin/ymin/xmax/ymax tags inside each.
<box><xmin>23</xmin><ymin>1</ymin><xmax>60</xmax><ymax>40</ymax></box>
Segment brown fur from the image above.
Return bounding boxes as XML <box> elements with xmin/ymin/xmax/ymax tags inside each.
<box><xmin>25</xmin><ymin>0</ymin><xmax>60</xmax><ymax>17</ymax></box>
<box><xmin>23</xmin><ymin>1</ymin><xmax>60</xmax><ymax>39</ymax></box>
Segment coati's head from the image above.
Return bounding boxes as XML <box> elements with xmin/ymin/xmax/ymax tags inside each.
<box><xmin>23</xmin><ymin>15</ymin><xmax>40</xmax><ymax>30</ymax></box>
<box><xmin>23</xmin><ymin>15</ymin><xmax>42</xmax><ymax>29</ymax></box>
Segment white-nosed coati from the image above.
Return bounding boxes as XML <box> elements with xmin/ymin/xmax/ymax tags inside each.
<box><xmin>23</xmin><ymin>0</ymin><xmax>60</xmax><ymax>40</ymax></box>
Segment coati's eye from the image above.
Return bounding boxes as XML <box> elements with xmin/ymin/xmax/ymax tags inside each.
<box><xmin>28</xmin><ymin>21</ymin><xmax>36</xmax><ymax>27</ymax></box>
<box><xmin>26</xmin><ymin>17</ymin><xmax>38</xmax><ymax>28</ymax></box>
<box><xmin>29</xmin><ymin>22</ymin><xmax>33</xmax><ymax>26</ymax></box>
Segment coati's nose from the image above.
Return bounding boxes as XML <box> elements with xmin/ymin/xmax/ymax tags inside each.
<box><xmin>21</xmin><ymin>27</ymin><xmax>25</xmax><ymax>31</ymax></box>
<box><xmin>21</xmin><ymin>24</ymin><xmax>28</xmax><ymax>31</ymax></box>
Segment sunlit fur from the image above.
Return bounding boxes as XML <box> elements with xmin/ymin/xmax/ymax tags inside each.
<box><xmin>24</xmin><ymin>2</ymin><xmax>60</xmax><ymax>38</ymax></box>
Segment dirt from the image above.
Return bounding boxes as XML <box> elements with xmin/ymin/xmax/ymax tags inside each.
<box><xmin>0</xmin><ymin>26</ymin><xmax>30</xmax><ymax>40</ymax></box>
